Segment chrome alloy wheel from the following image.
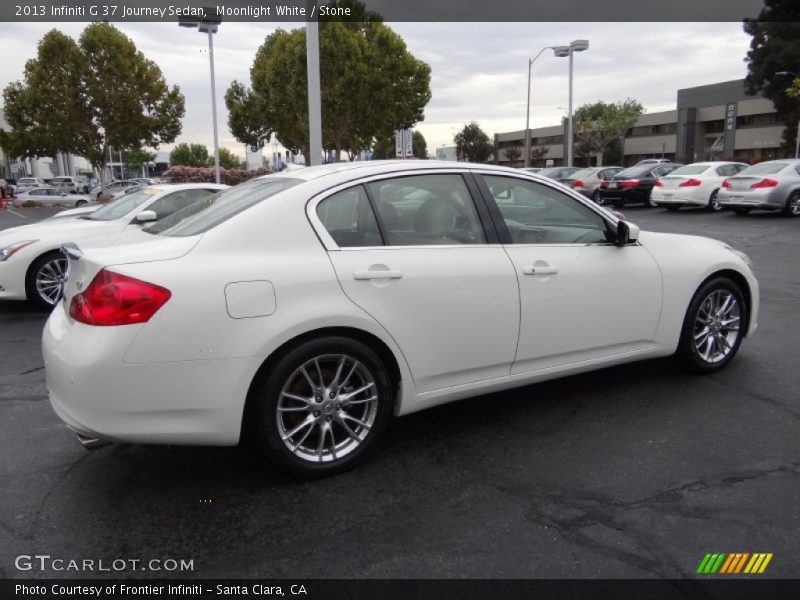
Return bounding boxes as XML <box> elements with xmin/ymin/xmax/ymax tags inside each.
<box><xmin>36</xmin><ymin>256</ymin><xmax>69</xmax><ymax>305</ymax></box>
<box><xmin>277</xmin><ymin>354</ymin><xmax>379</xmax><ymax>463</ymax></box>
<box><xmin>693</xmin><ymin>290</ymin><xmax>741</xmax><ymax>364</ymax></box>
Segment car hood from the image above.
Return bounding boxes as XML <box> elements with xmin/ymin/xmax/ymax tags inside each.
<box><xmin>0</xmin><ymin>218</ymin><xmax>119</xmax><ymax>245</ymax></box>
<box><xmin>637</xmin><ymin>230</ymin><xmax>727</xmax><ymax>252</ymax></box>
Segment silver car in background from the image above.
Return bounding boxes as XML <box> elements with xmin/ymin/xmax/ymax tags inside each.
<box><xmin>559</xmin><ymin>166</ymin><xmax>624</xmax><ymax>203</ymax></box>
<box><xmin>717</xmin><ymin>159</ymin><xmax>800</xmax><ymax>216</ymax></box>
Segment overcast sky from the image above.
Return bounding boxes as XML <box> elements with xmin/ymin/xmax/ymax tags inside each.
<box><xmin>2</xmin><ymin>21</ymin><xmax>753</xmax><ymax>159</ymax></box>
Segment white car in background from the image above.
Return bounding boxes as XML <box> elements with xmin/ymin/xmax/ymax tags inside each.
<box><xmin>42</xmin><ymin>162</ymin><xmax>758</xmax><ymax>476</ymax></box>
<box><xmin>651</xmin><ymin>161</ymin><xmax>749</xmax><ymax>211</ymax></box>
<box><xmin>16</xmin><ymin>177</ymin><xmax>46</xmax><ymax>191</ymax></box>
<box><xmin>12</xmin><ymin>187</ymin><xmax>92</xmax><ymax>208</ymax></box>
<box><xmin>0</xmin><ymin>183</ymin><xmax>226</xmax><ymax>307</ymax></box>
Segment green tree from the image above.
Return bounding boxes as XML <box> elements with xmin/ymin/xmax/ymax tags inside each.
<box><xmin>504</xmin><ymin>142</ymin><xmax>523</xmax><ymax>164</ymax></box>
<box><xmin>225</xmin><ymin>0</ymin><xmax>431</xmax><ymax>162</ymax></box>
<box><xmin>0</xmin><ymin>24</ymin><xmax>184</xmax><ymax>194</ymax></box>
<box><xmin>744</xmin><ymin>4</ymin><xmax>800</xmax><ymax>154</ymax></box>
<box><xmin>371</xmin><ymin>134</ymin><xmax>395</xmax><ymax>159</ymax></box>
<box><xmin>529</xmin><ymin>145</ymin><xmax>549</xmax><ymax>166</ymax></box>
<box><xmin>454</xmin><ymin>122</ymin><xmax>493</xmax><ymax>163</ymax></box>
<box><xmin>214</xmin><ymin>148</ymin><xmax>242</xmax><ymax>170</ymax></box>
<box><xmin>170</xmin><ymin>143</ymin><xmax>210</xmax><ymax>168</ymax></box>
<box><xmin>412</xmin><ymin>131</ymin><xmax>428</xmax><ymax>159</ymax></box>
<box><xmin>122</xmin><ymin>148</ymin><xmax>157</xmax><ymax>170</ymax></box>
<box><xmin>567</xmin><ymin>99</ymin><xmax>644</xmax><ymax>166</ymax></box>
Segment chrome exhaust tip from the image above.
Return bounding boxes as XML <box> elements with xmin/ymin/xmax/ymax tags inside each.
<box><xmin>77</xmin><ymin>434</ymin><xmax>112</xmax><ymax>450</ymax></box>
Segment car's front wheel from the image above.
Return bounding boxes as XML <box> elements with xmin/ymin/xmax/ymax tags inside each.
<box><xmin>676</xmin><ymin>277</ymin><xmax>747</xmax><ymax>373</ymax></box>
<box><xmin>75</xmin><ymin>200</ymin><xmax>87</xmax><ymax>207</ymax></box>
<box><xmin>251</xmin><ymin>336</ymin><xmax>393</xmax><ymax>476</ymax></box>
<box><xmin>25</xmin><ymin>251</ymin><xmax>68</xmax><ymax>309</ymax></box>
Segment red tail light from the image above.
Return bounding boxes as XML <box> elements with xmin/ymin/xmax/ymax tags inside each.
<box><xmin>599</xmin><ymin>181</ymin><xmax>608</xmax><ymax>189</ymax></box>
<box><xmin>653</xmin><ymin>179</ymin><xmax>663</xmax><ymax>187</ymax></box>
<box><xmin>618</xmin><ymin>179</ymin><xmax>639</xmax><ymax>189</ymax></box>
<box><xmin>69</xmin><ymin>269</ymin><xmax>171</xmax><ymax>326</ymax></box>
<box><xmin>750</xmin><ymin>178</ymin><xmax>778</xmax><ymax>189</ymax></box>
<box><xmin>679</xmin><ymin>178</ymin><xmax>702</xmax><ymax>187</ymax></box>
<box><xmin>572</xmin><ymin>180</ymin><xmax>585</xmax><ymax>188</ymax></box>
<box><xmin>721</xmin><ymin>179</ymin><xmax>731</xmax><ymax>189</ymax></box>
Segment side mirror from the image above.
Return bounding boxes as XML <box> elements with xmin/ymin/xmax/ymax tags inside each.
<box><xmin>134</xmin><ymin>210</ymin><xmax>157</xmax><ymax>223</ymax></box>
<box><xmin>616</xmin><ymin>220</ymin><xmax>640</xmax><ymax>246</ymax></box>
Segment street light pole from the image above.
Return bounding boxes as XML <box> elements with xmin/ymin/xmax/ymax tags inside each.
<box><xmin>525</xmin><ymin>47</ymin><xmax>556</xmax><ymax>169</ymax></box>
<box><xmin>179</xmin><ymin>15</ymin><xmax>222</xmax><ymax>184</ymax></box>
<box><xmin>564</xmin><ymin>40</ymin><xmax>589</xmax><ymax>168</ymax></box>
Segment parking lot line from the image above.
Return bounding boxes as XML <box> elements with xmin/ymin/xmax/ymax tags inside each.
<box><xmin>6</xmin><ymin>208</ymin><xmax>29</xmax><ymax>219</ymax></box>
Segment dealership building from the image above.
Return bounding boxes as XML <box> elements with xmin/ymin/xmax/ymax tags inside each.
<box><xmin>495</xmin><ymin>79</ymin><xmax>787</xmax><ymax>167</ymax></box>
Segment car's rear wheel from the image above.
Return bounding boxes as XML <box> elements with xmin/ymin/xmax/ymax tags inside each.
<box><xmin>75</xmin><ymin>200</ymin><xmax>87</xmax><ymax>207</ymax></box>
<box><xmin>25</xmin><ymin>251</ymin><xmax>68</xmax><ymax>309</ymax></box>
<box><xmin>676</xmin><ymin>277</ymin><xmax>747</xmax><ymax>373</ymax></box>
<box><xmin>251</xmin><ymin>336</ymin><xmax>393</xmax><ymax>476</ymax></box>
<box><xmin>645</xmin><ymin>193</ymin><xmax>658</xmax><ymax>208</ymax></box>
<box><xmin>707</xmin><ymin>189</ymin><xmax>722</xmax><ymax>212</ymax></box>
<box><xmin>591</xmin><ymin>190</ymin><xmax>603</xmax><ymax>205</ymax></box>
<box><xmin>732</xmin><ymin>207</ymin><xmax>751</xmax><ymax>216</ymax></box>
<box><xmin>781</xmin><ymin>191</ymin><xmax>800</xmax><ymax>217</ymax></box>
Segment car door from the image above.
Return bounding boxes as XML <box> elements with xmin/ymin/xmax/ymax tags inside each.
<box><xmin>311</xmin><ymin>172</ymin><xmax>520</xmax><ymax>393</ymax></box>
<box><xmin>477</xmin><ymin>173</ymin><xmax>663</xmax><ymax>374</ymax></box>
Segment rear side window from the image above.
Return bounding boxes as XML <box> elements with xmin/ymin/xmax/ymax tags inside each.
<box><xmin>316</xmin><ymin>186</ymin><xmax>382</xmax><ymax>247</ymax></box>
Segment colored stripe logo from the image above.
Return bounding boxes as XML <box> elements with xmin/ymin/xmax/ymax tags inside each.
<box><xmin>696</xmin><ymin>552</ymin><xmax>773</xmax><ymax>574</ymax></box>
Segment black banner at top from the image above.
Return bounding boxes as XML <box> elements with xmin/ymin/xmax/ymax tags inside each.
<box><xmin>2</xmin><ymin>0</ymin><xmax>772</xmax><ymax>23</ymax></box>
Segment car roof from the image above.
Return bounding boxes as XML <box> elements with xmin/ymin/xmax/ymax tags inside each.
<box><xmin>252</xmin><ymin>160</ymin><xmax>556</xmax><ymax>186</ymax></box>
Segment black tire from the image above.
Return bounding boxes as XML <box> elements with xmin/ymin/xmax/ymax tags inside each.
<box><xmin>25</xmin><ymin>251</ymin><xmax>68</xmax><ymax>309</ymax></box>
<box><xmin>645</xmin><ymin>193</ymin><xmax>658</xmax><ymax>208</ymax></box>
<box><xmin>592</xmin><ymin>190</ymin><xmax>603</xmax><ymax>205</ymax></box>
<box><xmin>707</xmin><ymin>189</ymin><xmax>722</xmax><ymax>212</ymax></box>
<box><xmin>781</xmin><ymin>191</ymin><xmax>800</xmax><ymax>217</ymax></box>
<box><xmin>75</xmin><ymin>200</ymin><xmax>87</xmax><ymax>207</ymax></box>
<box><xmin>732</xmin><ymin>207</ymin><xmax>751</xmax><ymax>216</ymax></box>
<box><xmin>666</xmin><ymin>205</ymin><xmax>680</xmax><ymax>212</ymax></box>
<box><xmin>675</xmin><ymin>277</ymin><xmax>747</xmax><ymax>373</ymax></box>
<box><xmin>250</xmin><ymin>336</ymin><xmax>394</xmax><ymax>477</ymax></box>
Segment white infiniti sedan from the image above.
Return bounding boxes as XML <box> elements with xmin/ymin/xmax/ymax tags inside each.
<box><xmin>0</xmin><ymin>183</ymin><xmax>226</xmax><ymax>307</ymax></box>
<box><xmin>651</xmin><ymin>161</ymin><xmax>749</xmax><ymax>211</ymax></box>
<box><xmin>43</xmin><ymin>161</ymin><xmax>758</xmax><ymax>476</ymax></box>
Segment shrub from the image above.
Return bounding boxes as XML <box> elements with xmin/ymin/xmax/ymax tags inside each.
<box><xmin>21</xmin><ymin>200</ymin><xmax>44</xmax><ymax>208</ymax></box>
<box><xmin>161</xmin><ymin>166</ymin><xmax>273</xmax><ymax>186</ymax></box>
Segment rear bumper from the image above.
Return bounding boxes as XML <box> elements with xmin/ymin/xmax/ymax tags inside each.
<box><xmin>651</xmin><ymin>188</ymin><xmax>708</xmax><ymax>207</ymax></box>
<box><xmin>717</xmin><ymin>189</ymin><xmax>785</xmax><ymax>210</ymax></box>
<box><xmin>43</xmin><ymin>302</ymin><xmax>263</xmax><ymax>446</ymax></box>
<box><xmin>597</xmin><ymin>188</ymin><xmax>646</xmax><ymax>204</ymax></box>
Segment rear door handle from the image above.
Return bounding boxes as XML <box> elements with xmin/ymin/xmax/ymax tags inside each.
<box><xmin>354</xmin><ymin>270</ymin><xmax>404</xmax><ymax>280</ymax></box>
<box><xmin>522</xmin><ymin>265</ymin><xmax>558</xmax><ymax>275</ymax></box>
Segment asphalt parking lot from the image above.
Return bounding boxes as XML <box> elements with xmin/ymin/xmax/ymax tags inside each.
<box><xmin>0</xmin><ymin>204</ymin><xmax>798</xmax><ymax>580</ymax></box>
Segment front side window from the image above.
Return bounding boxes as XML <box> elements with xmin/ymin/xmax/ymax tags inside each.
<box><xmin>85</xmin><ymin>189</ymin><xmax>155</xmax><ymax>221</ymax></box>
<box><xmin>365</xmin><ymin>174</ymin><xmax>485</xmax><ymax>246</ymax></box>
<box><xmin>483</xmin><ymin>175</ymin><xmax>612</xmax><ymax>245</ymax></box>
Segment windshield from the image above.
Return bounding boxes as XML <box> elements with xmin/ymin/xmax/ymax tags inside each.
<box><xmin>668</xmin><ymin>164</ymin><xmax>711</xmax><ymax>176</ymax></box>
<box><xmin>739</xmin><ymin>162</ymin><xmax>791</xmax><ymax>175</ymax></box>
<box><xmin>82</xmin><ymin>189</ymin><xmax>156</xmax><ymax>221</ymax></box>
<box><xmin>147</xmin><ymin>178</ymin><xmax>302</xmax><ymax>237</ymax></box>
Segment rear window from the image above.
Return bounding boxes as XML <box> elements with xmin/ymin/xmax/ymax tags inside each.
<box><xmin>149</xmin><ymin>178</ymin><xmax>301</xmax><ymax>237</ymax></box>
<box><xmin>570</xmin><ymin>168</ymin><xmax>596</xmax><ymax>179</ymax></box>
<box><xmin>668</xmin><ymin>165</ymin><xmax>711</xmax><ymax>176</ymax></box>
<box><xmin>615</xmin><ymin>165</ymin><xmax>655</xmax><ymax>178</ymax></box>
<box><xmin>739</xmin><ymin>162</ymin><xmax>791</xmax><ymax>175</ymax></box>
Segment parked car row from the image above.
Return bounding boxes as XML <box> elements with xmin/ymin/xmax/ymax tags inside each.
<box><xmin>526</xmin><ymin>159</ymin><xmax>800</xmax><ymax>217</ymax></box>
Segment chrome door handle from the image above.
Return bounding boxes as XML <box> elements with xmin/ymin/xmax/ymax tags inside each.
<box><xmin>354</xmin><ymin>270</ymin><xmax>404</xmax><ymax>280</ymax></box>
<box><xmin>522</xmin><ymin>265</ymin><xmax>558</xmax><ymax>275</ymax></box>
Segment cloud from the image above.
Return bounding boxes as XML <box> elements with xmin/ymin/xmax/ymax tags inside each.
<box><xmin>0</xmin><ymin>21</ymin><xmax>751</xmax><ymax>158</ymax></box>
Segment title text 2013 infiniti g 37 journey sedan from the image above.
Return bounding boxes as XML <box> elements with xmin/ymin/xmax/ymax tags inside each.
<box><xmin>43</xmin><ymin>162</ymin><xmax>759</xmax><ymax>476</ymax></box>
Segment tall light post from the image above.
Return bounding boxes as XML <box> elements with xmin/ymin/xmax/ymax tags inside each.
<box><xmin>180</xmin><ymin>15</ymin><xmax>222</xmax><ymax>184</ymax></box>
<box><xmin>775</xmin><ymin>71</ymin><xmax>800</xmax><ymax>159</ymax></box>
<box><xmin>558</xmin><ymin>40</ymin><xmax>589</xmax><ymax>167</ymax></box>
<box><xmin>524</xmin><ymin>46</ymin><xmax>559</xmax><ymax>168</ymax></box>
